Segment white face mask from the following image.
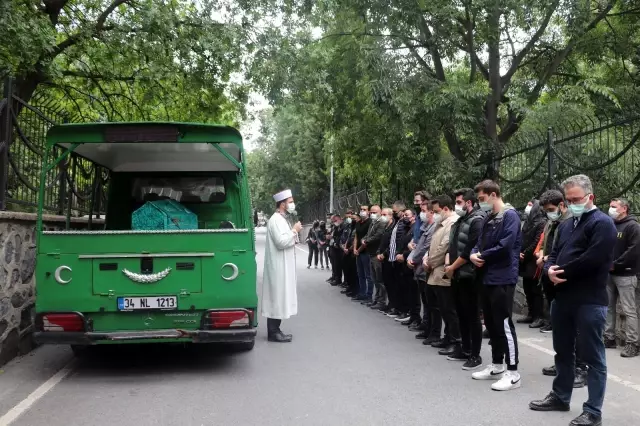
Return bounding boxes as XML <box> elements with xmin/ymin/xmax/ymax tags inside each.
<box><xmin>546</xmin><ymin>211</ymin><xmax>560</xmax><ymax>221</ymax></box>
<box><xmin>346</xmin><ymin>218</ymin><xmax>352</xmax><ymax>224</ymax></box>
<box><xmin>609</xmin><ymin>207</ymin><xmax>620</xmax><ymax>220</ymax></box>
<box><xmin>379</xmin><ymin>215</ymin><xmax>389</xmax><ymax>223</ymax></box>
<box><xmin>455</xmin><ymin>204</ymin><xmax>465</xmax><ymax>216</ymax></box>
<box><xmin>286</xmin><ymin>202</ymin><xmax>296</xmax><ymax>214</ymax></box>
<box><xmin>370</xmin><ymin>213</ymin><xmax>378</xmax><ymax>221</ymax></box>
<box><xmin>525</xmin><ymin>205</ymin><xmax>532</xmax><ymax>215</ymax></box>
<box><xmin>419</xmin><ymin>212</ymin><xmax>427</xmax><ymax>222</ymax></box>
<box><xmin>433</xmin><ymin>213</ymin><xmax>442</xmax><ymax>223</ymax></box>
<box><xmin>360</xmin><ymin>210</ymin><xmax>369</xmax><ymax>218</ymax></box>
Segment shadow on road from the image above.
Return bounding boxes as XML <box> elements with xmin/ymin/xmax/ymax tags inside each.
<box><xmin>72</xmin><ymin>343</ymin><xmax>248</xmax><ymax>378</ymax></box>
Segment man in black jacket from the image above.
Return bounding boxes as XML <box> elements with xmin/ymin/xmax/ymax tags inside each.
<box><xmin>358</xmin><ymin>205</ymin><xmax>386</xmax><ymax>307</ymax></box>
<box><xmin>444</xmin><ymin>188</ymin><xmax>486</xmax><ymax>370</ymax></box>
<box><xmin>518</xmin><ymin>199</ymin><xmax>546</xmax><ymax>328</ymax></box>
<box><xmin>375</xmin><ymin>208</ymin><xmax>396</xmax><ymax>313</ymax></box>
<box><xmin>328</xmin><ymin>214</ymin><xmax>345</xmax><ymax>286</ymax></box>
<box><xmin>604</xmin><ymin>197</ymin><xmax>640</xmax><ymax>358</ymax></box>
<box><xmin>394</xmin><ymin>209</ymin><xmax>418</xmax><ymax>324</ymax></box>
<box><xmin>385</xmin><ymin>201</ymin><xmax>408</xmax><ymax>318</ymax></box>
<box><xmin>353</xmin><ymin>206</ymin><xmax>373</xmax><ymax>301</ymax></box>
<box><xmin>340</xmin><ymin>211</ymin><xmax>358</xmax><ymax>297</ymax></box>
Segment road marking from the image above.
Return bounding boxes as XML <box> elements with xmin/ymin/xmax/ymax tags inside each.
<box><xmin>0</xmin><ymin>359</ymin><xmax>77</xmax><ymax>426</ymax></box>
<box><xmin>295</xmin><ymin>245</ymin><xmax>309</xmax><ymax>254</ymax></box>
<box><xmin>519</xmin><ymin>338</ymin><xmax>640</xmax><ymax>393</ymax></box>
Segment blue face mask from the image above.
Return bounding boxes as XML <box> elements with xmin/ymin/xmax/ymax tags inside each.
<box><xmin>546</xmin><ymin>211</ymin><xmax>560</xmax><ymax>221</ymax></box>
<box><xmin>569</xmin><ymin>195</ymin><xmax>590</xmax><ymax>217</ymax></box>
<box><xmin>479</xmin><ymin>202</ymin><xmax>492</xmax><ymax>212</ymax></box>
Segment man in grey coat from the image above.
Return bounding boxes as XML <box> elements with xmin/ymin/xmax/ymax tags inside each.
<box><xmin>408</xmin><ymin>201</ymin><xmax>437</xmax><ymax>339</ymax></box>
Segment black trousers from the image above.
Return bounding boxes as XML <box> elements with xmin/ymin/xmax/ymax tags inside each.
<box><xmin>307</xmin><ymin>242</ymin><xmax>318</xmax><ymax>266</ymax></box>
<box><xmin>452</xmin><ymin>275</ymin><xmax>483</xmax><ymax>356</ymax></box>
<box><xmin>523</xmin><ymin>276</ymin><xmax>544</xmax><ymax>319</ymax></box>
<box><xmin>267</xmin><ymin>318</ymin><xmax>282</xmax><ymax>333</ymax></box>
<box><xmin>541</xmin><ymin>274</ymin><xmax>555</xmax><ymax>319</ymax></box>
<box><xmin>407</xmin><ymin>277</ymin><xmax>421</xmax><ymax>320</ymax></box>
<box><xmin>330</xmin><ymin>247</ymin><xmax>344</xmax><ymax>283</ymax></box>
<box><xmin>425</xmin><ymin>284</ymin><xmax>443</xmax><ymax>339</ymax></box>
<box><xmin>382</xmin><ymin>261</ymin><xmax>394</xmax><ymax>307</ymax></box>
<box><xmin>433</xmin><ymin>285</ymin><xmax>462</xmax><ymax>343</ymax></box>
<box><xmin>343</xmin><ymin>253</ymin><xmax>358</xmax><ymax>293</ymax></box>
<box><xmin>389</xmin><ymin>262</ymin><xmax>405</xmax><ymax>310</ymax></box>
<box><xmin>482</xmin><ymin>284</ymin><xmax>519</xmax><ymax>370</ymax></box>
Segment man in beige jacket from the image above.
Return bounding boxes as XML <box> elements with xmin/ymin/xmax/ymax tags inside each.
<box><xmin>425</xmin><ymin>195</ymin><xmax>461</xmax><ymax>356</ymax></box>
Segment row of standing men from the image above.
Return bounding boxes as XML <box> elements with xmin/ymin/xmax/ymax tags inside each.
<box><xmin>316</xmin><ymin>176</ymin><xmax>628</xmax><ymax>426</ymax></box>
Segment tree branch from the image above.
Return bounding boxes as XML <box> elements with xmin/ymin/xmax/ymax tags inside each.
<box><xmin>402</xmin><ymin>39</ymin><xmax>436</xmax><ymax>76</ymax></box>
<box><xmin>501</xmin><ymin>0</ymin><xmax>560</xmax><ymax>95</ymax></box>
<box><xmin>417</xmin><ymin>14</ymin><xmax>446</xmax><ymax>81</ymax></box>
<box><xmin>42</xmin><ymin>0</ymin><xmax>70</xmax><ymax>26</ymax></box>
<box><xmin>527</xmin><ymin>1</ymin><xmax>616</xmax><ymax>106</ymax></box>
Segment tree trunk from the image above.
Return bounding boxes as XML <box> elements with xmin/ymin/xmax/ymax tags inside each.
<box><xmin>484</xmin><ymin>1</ymin><xmax>502</xmax><ymax>180</ymax></box>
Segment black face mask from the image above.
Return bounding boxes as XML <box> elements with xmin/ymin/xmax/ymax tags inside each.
<box><xmin>393</xmin><ymin>212</ymin><xmax>399</xmax><ymax>220</ymax></box>
<box><xmin>414</xmin><ymin>205</ymin><xmax>421</xmax><ymax>213</ymax></box>
<box><xmin>402</xmin><ymin>217</ymin><xmax>412</xmax><ymax>225</ymax></box>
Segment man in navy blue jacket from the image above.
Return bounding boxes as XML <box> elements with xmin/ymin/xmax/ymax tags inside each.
<box><xmin>469</xmin><ymin>180</ymin><xmax>523</xmax><ymax>391</ymax></box>
<box><xmin>529</xmin><ymin>174</ymin><xmax>617</xmax><ymax>426</ymax></box>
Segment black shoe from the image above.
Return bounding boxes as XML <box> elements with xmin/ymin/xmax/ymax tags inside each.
<box><xmin>570</xmin><ymin>412</ymin><xmax>602</xmax><ymax>426</ymax></box>
<box><xmin>394</xmin><ymin>313</ymin><xmax>411</xmax><ymax>322</ymax></box>
<box><xmin>529</xmin><ymin>392</ymin><xmax>570</xmax><ymax>412</ymax></box>
<box><xmin>377</xmin><ymin>305</ymin><xmax>390</xmax><ymax>313</ymax></box>
<box><xmin>307</xmin><ymin>265</ymin><xmax>311</xmax><ymax>269</ymax></box>
<box><xmin>517</xmin><ymin>316</ymin><xmax>534</xmax><ymax>324</ymax></box>
<box><xmin>446</xmin><ymin>346</ymin><xmax>469</xmax><ymax>361</ymax></box>
<box><xmin>540</xmin><ymin>323</ymin><xmax>553</xmax><ymax>333</ymax></box>
<box><xmin>370</xmin><ymin>303</ymin><xmax>384</xmax><ymax>310</ymax></box>
<box><xmin>431</xmin><ymin>339</ymin><xmax>449</xmax><ymax>349</ymax></box>
<box><xmin>462</xmin><ymin>356</ymin><xmax>483</xmax><ymax>370</ymax></box>
<box><xmin>409</xmin><ymin>322</ymin><xmax>426</xmax><ymax>332</ymax></box>
<box><xmin>604</xmin><ymin>338</ymin><xmax>617</xmax><ymax>349</ymax></box>
<box><xmin>621</xmin><ymin>343</ymin><xmax>639</xmax><ymax>358</ymax></box>
<box><xmin>351</xmin><ymin>295</ymin><xmax>366</xmax><ymax>301</ymax></box>
<box><xmin>422</xmin><ymin>336</ymin><xmax>440</xmax><ymax>345</ymax></box>
<box><xmin>268</xmin><ymin>331</ymin><xmax>293</xmax><ymax>343</ymax></box>
<box><xmin>415</xmin><ymin>331</ymin><xmax>429</xmax><ymax>339</ymax></box>
<box><xmin>340</xmin><ymin>289</ymin><xmax>349</xmax><ymax>294</ymax></box>
<box><xmin>488</xmin><ymin>339</ymin><xmax>492</xmax><ymax>346</ymax></box>
<box><xmin>438</xmin><ymin>344</ymin><xmax>457</xmax><ymax>356</ymax></box>
<box><xmin>529</xmin><ymin>318</ymin><xmax>545</xmax><ymax>329</ymax></box>
<box><xmin>574</xmin><ymin>368</ymin><xmax>587</xmax><ymax>388</ymax></box>
<box><xmin>542</xmin><ymin>365</ymin><xmax>557</xmax><ymax>376</ymax></box>
<box><xmin>330</xmin><ymin>281</ymin><xmax>339</xmax><ymax>287</ymax></box>
<box><xmin>400</xmin><ymin>317</ymin><xmax>413</xmax><ymax>326</ymax></box>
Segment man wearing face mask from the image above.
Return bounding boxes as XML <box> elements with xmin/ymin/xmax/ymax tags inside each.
<box><xmin>469</xmin><ymin>180</ymin><xmax>523</xmax><ymax>391</ymax></box>
<box><xmin>375</xmin><ymin>208</ymin><xmax>397</xmax><ymax>313</ymax></box>
<box><xmin>262</xmin><ymin>189</ymin><xmax>303</xmax><ymax>343</ymax></box>
<box><xmin>518</xmin><ymin>199</ymin><xmax>546</xmax><ymax>329</ymax></box>
<box><xmin>359</xmin><ymin>205</ymin><xmax>387</xmax><ymax>307</ymax></box>
<box><xmin>408</xmin><ymin>198</ymin><xmax>437</xmax><ymax>336</ymax></box>
<box><xmin>328</xmin><ymin>214</ymin><xmax>345</xmax><ymax>286</ymax></box>
<box><xmin>604</xmin><ymin>198</ymin><xmax>640</xmax><ymax>358</ymax></box>
<box><xmin>444</xmin><ymin>188</ymin><xmax>486</xmax><ymax>369</ymax></box>
<box><xmin>426</xmin><ymin>195</ymin><xmax>461</xmax><ymax>355</ymax></box>
<box><xmin>341</xmin><ymin>211</ymin><xmax>359</xmax><ymax>298</ymax></box>
<box><xmin>353</xmin><ymin>206</ymin><xmax>373</xmax><ymax>302</ymax></box>
<box><xmin>530</xmin><ymin>175</ymin><xmax>617</xmax><ymax>426</ymax></box>
<box><xmin>412</xmin><ymin>191</ymin><xmax>429</xmax><ymax>247</ymax></box>
<box><xmin>385</xmin><ymin>201</ymin><xmax>408</xmax><ymax>318</ymax></box>
<box><xmin>394</xmin><ymin>209</ymin><xmax>419</xmax><ymax>324</ymax></box>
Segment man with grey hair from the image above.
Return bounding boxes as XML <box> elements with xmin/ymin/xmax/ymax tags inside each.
<box><xmin>604</xmin><ymin>197</ymin><xmax>640</xmax><ymax>358</ymax></box>
<box><xmin>530</xmin><ymin>174</ymin><xmax>617</xmax><ymax>426</ymax></box>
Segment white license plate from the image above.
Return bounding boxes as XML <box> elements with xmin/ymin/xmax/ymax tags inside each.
<box><xmin>117</xmin><ymin>296</ymin><xmax>177</xmax><ymax>311</ymax></box>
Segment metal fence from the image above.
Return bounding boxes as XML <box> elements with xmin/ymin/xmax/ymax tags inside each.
<box><xmin>491</xmin><ymin>113</ymin><xmax>640</xmax><ymax>211</ymax></box>
<box><xmin>0</xmin><ymin>78</ymin><xmax>107</xmax><ymax>215</ymax></box>
<box><xmin>304</xmin><ymin>111</ymin><xmax>640</xmax><ymax>222</ymax></box>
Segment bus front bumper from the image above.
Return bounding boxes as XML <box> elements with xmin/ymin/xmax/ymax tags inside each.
<box><xmin>34</xmin><ymin>328</ymin><xmax>257</xmax><ymax>345</ymax></box>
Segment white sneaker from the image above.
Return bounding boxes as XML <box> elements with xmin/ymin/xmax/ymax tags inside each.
<box><xmin>491</xmin><ymin>371</ymin><xmax>521</xmax><ymax>391</ymax></box>
<box><xmin>471</xmin><ymin>363</ymin><xmax>505</xmax><ymax>380</ymax></box>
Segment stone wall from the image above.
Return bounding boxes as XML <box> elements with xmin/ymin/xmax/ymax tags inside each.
<box><xmin>0</xmin><ymin>212</ymin><xmax>103</xmax><ymax>366</ymax></box>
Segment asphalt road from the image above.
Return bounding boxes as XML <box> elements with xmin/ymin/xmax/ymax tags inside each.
<box><xmin>1</xmin><ymin>229</ymin><xmax>640</xmax><ymax>426</ymax></box>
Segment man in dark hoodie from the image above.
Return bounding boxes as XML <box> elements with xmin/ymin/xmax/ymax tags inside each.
<box><xmin>530</xmin><ymin>174</ymin><xmax>617</xmax><ymax>426</ymax></box>
<box><xmin>469</xmin><ymin>180</ymin><xmax>522</xmax><ymax>391</ymax></box>
<box><xmin>604</xmin><ymin>197</ymin><xmax>640</xmax><ymax>358</ymax></box>
<box><xmin>518</xmin><ymin>199</ymin><xmax>546</xmax><ymax>328</ymax></box>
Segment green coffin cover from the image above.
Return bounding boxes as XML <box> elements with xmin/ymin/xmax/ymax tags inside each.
<box><xmin>132</xmin><ymin>199</ymin><xmax>198</xmax><ymax>231</ymax></box>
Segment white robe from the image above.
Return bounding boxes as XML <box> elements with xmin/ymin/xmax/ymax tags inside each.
<box><xmin>261</xmin><ymin>212</ymin><xmax>298</xmax><ymax>319</ymax></box>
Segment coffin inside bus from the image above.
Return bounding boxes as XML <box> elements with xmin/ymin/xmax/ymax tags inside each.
<box><xmin>33</xmin><ymin>123</ymin><xmax>258</xmax><ymax>353</ymax></box>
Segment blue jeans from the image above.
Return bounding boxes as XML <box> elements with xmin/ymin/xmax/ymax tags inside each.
<box><xmin>356</xmin><ymin>253</ymin><xmax>373</xmax><ymax>298</ymax></box>
<box><xmin>551</xmin><ymin>300</ymin><xmax>607</xmax><ymax>417</ymax></box>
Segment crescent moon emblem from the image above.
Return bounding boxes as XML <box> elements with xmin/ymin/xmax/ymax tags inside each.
<box><xmin>54</xmin><ymin>266</ymin><xmax>72</xmax><ymax>284</ymax></box>
<box><xmin>221</xmin><ymin>263</ymin><xmax>239</xmax><ymax>281</ymax></box>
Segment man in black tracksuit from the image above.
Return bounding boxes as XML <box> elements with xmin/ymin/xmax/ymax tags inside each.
<box><xmin>444</xmin><ymin>188</ymin><xmax>486</xmax><ymax>370</ymax></box>
<box><xmin>386</xmin><ymin>201</ymin><xmax>408</xmax><ymax>318</ymax></box>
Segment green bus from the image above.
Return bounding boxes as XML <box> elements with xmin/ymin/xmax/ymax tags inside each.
<box><xmin>33</xmin><ymin>122</ymin><xmax>258</xmax><ymax>354</ymax></box>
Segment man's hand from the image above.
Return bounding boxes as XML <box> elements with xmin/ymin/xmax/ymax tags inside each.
<box><xmin>423</xmin><ymin>256</ymin><xmax>429</xmax><ymax>267</ymax></box>
<box><xmin>520</xmin><ymin>253</ymin><xmax>525</xmax><ymax>261</ymax></box>
<box><xmin>408</xmin><ymin>242</ymin><xmax>416</xmax><ymax>251</ymax></box>
<box><xmin>377</xmin><ymin>254</ymin><xmax>384</xmax><ymax>261</ymax></box>
<box><xmin>548</xmin><ymin>265</ymin><xmax>567</xmax><ymax>285</ymax></box>
<box><xmin>407</xmin><ymin>259</ymin><xmax>415</xmax><ymax>269</ymax></box>
<box><xmin>355</xmin><ymin>249</ymin><xmax>360</xmax><ymax>256</ymax></box>
<box><xmin>293</xmin><ymin>221</ymin><xmax>302</xmax><ymax>233</ymax></box>
<box><xmin>395</xmin><ymin>254</ymin><xmax>404</xmax><ymax>263</ymax></box>
<box><xmin>470</xmin><ymin>253</ymin><xmax>485</xmax><ymax>268</ymax></box>
<box><xmin>444</xmin><ymin>265</ymin><xmax>454</xmax><ymax>279</ymax></box>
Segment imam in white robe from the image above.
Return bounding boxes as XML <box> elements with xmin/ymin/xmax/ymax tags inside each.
<box><xmin>261</xmin><ymin>212</ymin><xmax>298</xmax><ymax>319</ymax></box>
